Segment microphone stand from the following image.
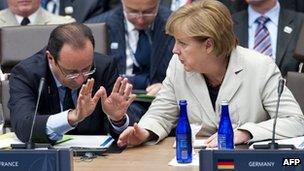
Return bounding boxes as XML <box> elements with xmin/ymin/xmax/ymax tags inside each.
<box><xmin>253</xmin><ymin>78</ymin><xmax>295</xmax><ymax>150</ymax></box>
<box><xmin>11</xmin><ymin>78</ymin><xmax>52</xmax><ymax>149</ymax></box>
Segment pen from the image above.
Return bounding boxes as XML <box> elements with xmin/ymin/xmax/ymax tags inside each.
<box><xmin>100</xmin><ymin>136</ymin><xmax>113</xmax><ymax>147</ymax></box>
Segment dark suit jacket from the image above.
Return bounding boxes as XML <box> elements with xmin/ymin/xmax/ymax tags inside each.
<box><xmin>233</xmin><ymin>8</ymin><xmax>304</xmax><ymax>76</ymax></box>
<box><xmin>86</xmin><ymin>6</ymin><xmax>174</xmax><ymax>89</ymax></box>
<box><xmin>160</xmin><ymin>0</ymin><xmax>172</xmax><ymax>8</ymax></box>
<box><xmin>8</xmin><ymin>49</ymin><xmax>142</xmax><ymax>143</ymax></box>
<box><xmin>57</xmin><ymin>0</ymin><xmax>120</xmax><ymax>22</ymax></box>
<box><xmin>0</xmin><ymin>0</ymin><xmax>7</xmax><ymax>10</ymax></box>
<box><xmin>279</xmin><ymin>0</ymin><xmax>304</xmax><ymax>13</ymax></box>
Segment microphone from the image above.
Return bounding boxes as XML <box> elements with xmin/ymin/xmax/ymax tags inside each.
<box><xmin>11</xmin><ymin>78</ymin><xmax>51</xmax><ymax>149</ymax></box>
<box><xmin>253</xmin><ymin>78</ymin><xmax>295</xmax><ymax>149</ymax></box>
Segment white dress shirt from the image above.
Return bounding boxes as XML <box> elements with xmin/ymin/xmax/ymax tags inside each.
<box><xmin>46</xmin><ymin>0</ymin><xmax>60</xmax><ymax>15</ymax></box>
<box><xmin>124</xmin><ymin>18</ymin><xmax>139</xmax><ymax>76</ymax></box>
<box><xmin>15</xmin><ymin>10</ymin><xmax>38</xmax><ymax>25</ymax></box>
<box><xmin>170</xmin><ymin>0</ymin><xmax>188</xmax><ymax>11</ymax></box>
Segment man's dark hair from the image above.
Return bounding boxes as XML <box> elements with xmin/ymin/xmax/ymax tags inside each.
<box><xmin>46</xmin><ymin>23</ymin><xmax>95</xmax><ymax>61</ymax></box>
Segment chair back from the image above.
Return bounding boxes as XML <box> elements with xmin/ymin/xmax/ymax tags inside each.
<box><xmin>286</xmin><ymin>72</ymin><xmax>304</xmax><ymax>113</ymax></box>
<box><xmin>294</xmin><ymin>23</ymin><xmax>304</xmax><ymax>63</ymax></box>
<box><xmin>0</xmin><ymin>23</ymin><xmax>107</xmax><ymax>73</ymax></box>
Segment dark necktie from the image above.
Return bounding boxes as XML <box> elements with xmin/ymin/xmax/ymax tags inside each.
<box><xmin>21</xmin><ymin>17</ymin><xmax>30</xmax><ymax>26</ymax></box>
<box><xmin>134</xmin><ymin>30</ymin><xmax>151</xmax><ymax>68</ymax></box>
<box><xmin>63</xmin><ymin>87</ymin><xmax>75</xmax><ymax>111</ymax></box>
<box><xmin>254</xmin><ymin>16</ymin><xmax>272</xmax><ymax>57</ymax></box>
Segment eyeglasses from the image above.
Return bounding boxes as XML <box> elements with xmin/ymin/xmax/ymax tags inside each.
<box><xmin>55</xmin><ymin>61</ymin><xmax>96</xmax><ymax>80</ymax></box>
<box><xmin>124</xmin><ymin>11</ymin><xmax>157</xmax><ymax>18</ymax></box>
<box><xmin>123</xmin><ymin>4</ymin><xmax>159</xmax><ymax>19</ymax></box>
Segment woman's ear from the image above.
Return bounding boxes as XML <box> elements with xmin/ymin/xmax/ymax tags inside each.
<box><xmin>205</xmin><ymin>38</ymin><xmax>214</xmax><ymax>54</ymax></box>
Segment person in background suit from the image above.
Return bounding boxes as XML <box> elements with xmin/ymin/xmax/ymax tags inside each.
<box><xmin>0</xmin><ymin>0</ymin><xmax>7</xmax><ymax>10</ymax></box>
<box><xmin>117</xmin><ymin>0</ymin><xmax>304</xmax><ymax>148</ymax></box>
<box><xmin>41</xmin><ymin>0</ymin><xmax>121</xmax><ymax>22</ymax></box>
<box><xmin>8</xmin><ymin>23</ymin><xmax>140</xmax><ymax>143</ymax></box>
<box><xmin>87</xmin><ymin>0</ymin><xmax>174</xmax><ymax>97</ymax></box>
<box><xmin>0</xmin><ymin>0</ymin><xmax>75</xmax><ymax>27</ymax></box>
<box><xmin>218</xmin><ymin>0</ymin><xmax>304</xmax><ymax>14</ymax></box>
<box><xmin>233</xmin><ymin>0</ymin><xmax>304</xmax><ymax>77</ymax></box>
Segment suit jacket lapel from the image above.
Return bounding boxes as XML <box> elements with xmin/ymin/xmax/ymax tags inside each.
<box><xmin>233</xmin><ymin>11</ymin><xmax>249</xmax><ymax>47</ymax></box>
<box><xmin>150</xmin><ymin>13</ymin><xmax>170</xmax><ymax>80</ymax></box>
<box><xmin>160</xmin><ymin>0</ymin><xmax>172</xmax><ymax>8</ymax></box>
<box><xmin>0</xmin><ymin>9</ymin><xmax>18</xmax><ymax>25</ymax></box>
<box><xmin>44</xmin><ymin>57</ymin><xmax>61</xmax><ymax>114</ymax></box>
<box><xmin>217</xmin><ymin>48</ymin><xmax>243</xmax><ymax>112</ymax></box>
<box><xmin>35</xmin><ymin>8</ymin><xmax>51</xmax><ymax>25</ymax></box>
<box><xmin>109</xmin><ymin>7</ymin><xmax>126</xmax><ymax>73</ymax></box>
<box><xmin>186</xmin><ymin>72</ymin><xmax>216</xmax><ymax>121</ymax></box>
<box><xmin>276</xmin><ymin>9</ymin><xmax>294</xmax><ymax>66</ymax></box>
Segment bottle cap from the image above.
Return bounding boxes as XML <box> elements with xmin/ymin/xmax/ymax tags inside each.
<box><xmin>221</xmin><ymin>100</ymin><xmax>229</xmax><ymax>105</ymax></box>
<box><xmin>179</xmin><ymin>99</ymin><xmax>187</xmax><ymax>105</ymax></box>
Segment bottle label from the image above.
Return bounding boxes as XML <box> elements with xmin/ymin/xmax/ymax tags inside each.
<box><xmin>218</xmin><ymin>133</ymin><xmax>234</xmax><ymax>149</ymax></box>
<box><xmin>176</xmin><ymin>134</ymin><xmax>192</xmax><ymax>162</ymax></box>
<box><xmin>179</xmin><ymin>139</ymin><xmax>189</xmax><ymax>159</ymax></box>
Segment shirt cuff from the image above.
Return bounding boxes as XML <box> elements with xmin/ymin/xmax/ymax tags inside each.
<box><xmin>46</xmin><ymin>110</ymin><xmax>75</xmax><ymax>141</ymax></box>
<box><xmin>108</xmin><ymin>114</ymin><xmax>129</xmax><ymax>133</ymax></box>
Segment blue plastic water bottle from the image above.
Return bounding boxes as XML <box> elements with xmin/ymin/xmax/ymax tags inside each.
<box><xmin>176</xmin><ymin>100</ymin><xmax>192</xmax><ymax>163</ymax></box>
<box><xmin>218</xmin><ymin>100</ymin><xmax>234</xmax><ymax>149</ymax></box>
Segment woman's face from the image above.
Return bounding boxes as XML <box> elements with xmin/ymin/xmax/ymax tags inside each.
<box><xmin>172</xmin><ymin>31</ymin><xmax>214</xmax><ymax>73</ymax></box>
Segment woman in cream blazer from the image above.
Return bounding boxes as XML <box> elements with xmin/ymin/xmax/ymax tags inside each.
<box><xmin>117</xmin><ymin>0</ymin><xmax>304</xmax><ymax>147</ymax></box>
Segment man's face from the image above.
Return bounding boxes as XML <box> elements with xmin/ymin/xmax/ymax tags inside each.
<box><xmin>7</xmin><ymin>0</ymin><xmax>40</xmax><ymax>17</ymax></box>
<box><xmin>122</xmin><ymin>0</ymin><xmax>159</xmax><ymax>30</ymax></box>
<box><xmin>47</xmin><ymin>40</ymin><xmax>94</xmax><ymax>90</ymax></box>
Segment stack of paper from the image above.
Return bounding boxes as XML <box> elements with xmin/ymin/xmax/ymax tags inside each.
<box><xmin>0</xmin><ymin>133</ymin><xmax>114</xmax><ymax>150</ymax></box>
<box><xmin>54</xmin><ymin>135</ymin><xmax>114</xmax><ymax>149</ymax></box>
<box><xmin>0</xmin><ymin>132</ymin><xmax>23</xmax><ymax>149</ymax></box>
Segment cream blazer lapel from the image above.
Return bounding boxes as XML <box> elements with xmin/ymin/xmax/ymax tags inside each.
<box><xmin>186</xmin><ymin>72</ymin><xmax>216</xmax><ymax>122</ymax></box>
<box><xmin>0</xmin><ymin>9</ymin><xmax>19</xmax><ymax>26</ymax></box>
<box><xmin>34</xmin><ymin>8</ymin><xmax>51</xmax><ymax>25</ymax></box>
<box><xmin>216</xmin><ymin>49</ymin><xmax>244</xmax><ymax>111</ymax></box>
<box><xmin>185</xmin><ymin>49</ymin><xmax>244</xmax><ymax>131</ymax></box>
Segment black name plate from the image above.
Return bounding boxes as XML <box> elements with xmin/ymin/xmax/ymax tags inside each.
<box><xmin>200</xmin><ymin>149</ymin><xmax>304</xmax><ymax>171</ymax></box>
<box><xmin>0</xmin><ymin>149</ymin><xmax>72</xmax><ymax>171</ymax></box>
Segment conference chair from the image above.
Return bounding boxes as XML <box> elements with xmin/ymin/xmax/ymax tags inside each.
<box><xmin>0</xmin><ymin>23</ymin><xmax>108</xmax><ymax>133</ymax></box>
<box><xmin>294</xmin><ymin>23</ymin><xmax>304</xmax><ymax>73</ymax></box>
<box><xmin>0</xmin><ymin>79</ymin><xmax>9</xmax><ymax>133</ymax></box>
<box><xmin>286</xmin><ymin>23</ymin><xmax>304</xmax><ymax>113</ymax></box>
<box><xmin>286</xmin><ymin>72</ymin><xmax>304</xmax><ymax>113</ymax></box>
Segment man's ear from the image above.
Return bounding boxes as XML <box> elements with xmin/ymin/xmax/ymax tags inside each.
<box><xmin>205</xmin><ymin>38</ymin><xmax>214</xmax><ymax>54</ymax></box>
<box><xmin>46</xmin><ymin>51</ymin><xmax>54</xmax><ymax>62</ymax></box>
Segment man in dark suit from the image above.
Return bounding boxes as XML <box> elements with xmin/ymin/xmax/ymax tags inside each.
<box><xmin>8</xmin><ymin>23</ymin><xmax>140</xmax><ymax>143</ymax></box>
<box><xmin>41</xmin><ymin>0</ymin><xmax>120</xmax><ymax>22</ymax></box>
<box><xmin>87</xmin><ymin>0</ymin><xmax>174</xmax><ymax>96</ymax></box>
<box><xmin>233</xmin><ymin>0</ymin><xmax>304</xmax><ymax>76</ymax></box>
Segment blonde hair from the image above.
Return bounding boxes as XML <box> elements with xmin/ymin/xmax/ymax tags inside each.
<box><xmin>166</xmin><ymin>0</ymin><xmax>237</xmax><ymax>57</ymax></box>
